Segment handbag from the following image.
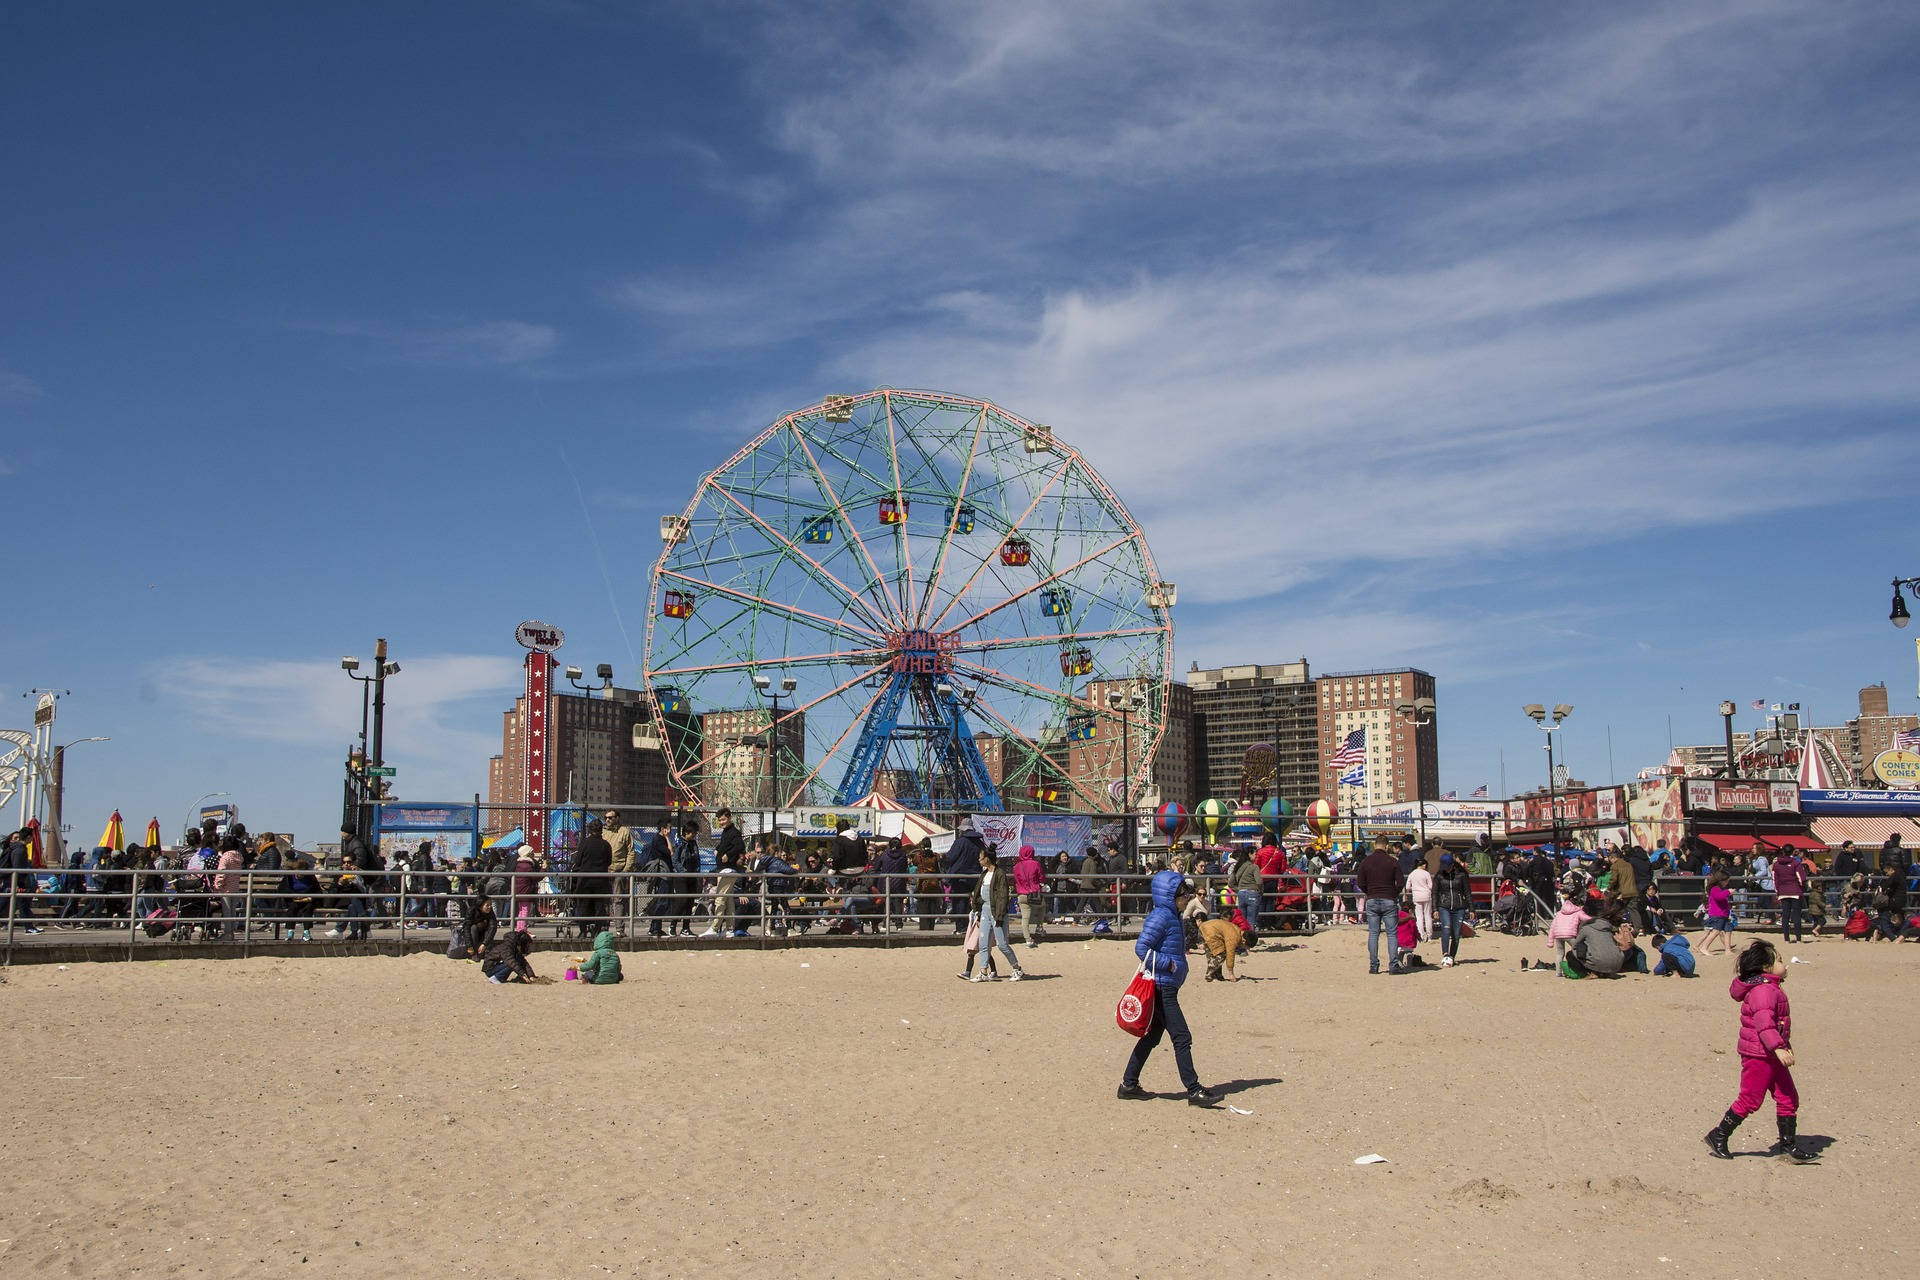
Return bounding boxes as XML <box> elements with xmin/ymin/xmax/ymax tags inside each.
<box><xmin>964</xmin><ymin>912</ymin><xmax>980</xmax><ymax>951</ymax></box>
<box><xmin>1116</xmin><ymin>951</ymin><xmax>1157</xmax><ymax>1037</ymax></box>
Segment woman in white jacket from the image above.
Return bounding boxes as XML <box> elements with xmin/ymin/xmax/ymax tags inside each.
<box><xmin>1407</xmin><ymin>861</ymin><xmax>1435</xmax><ymax>942</ymax></box>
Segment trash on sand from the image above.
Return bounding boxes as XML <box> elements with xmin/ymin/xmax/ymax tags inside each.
<box><xmin>1227</xmin><ymin>1105</ymin><xmax>1253</xmax><ymax>1115</ymax></box>
<box><xmin>1790</xmin><ymin>957</ymin><xmax>1807</xmax><ymax>964</ymax></box>
<box><xmin>1353</xmin><ymin>1154</ymin><xmax>1389</xmax><ymax>1165</ymax></box>
<box><xmin>900</xmin><ymin>1019</ymin><xmax>911</xmax><ymax>1026</ymax></box>
<box><xmin>799</xmin><ymin>962</ymin><xmax>811</xmax><ymax>968</ymax></box>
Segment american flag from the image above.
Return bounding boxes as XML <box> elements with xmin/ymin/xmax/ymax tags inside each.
<box><xmin>1441</xmin><ymin>789</ymin><xmax>1458</xmax><ymax>800</ymax></box>
<box><xmin>1471</xmin><ymin>784</ymin><xmax>1490</xmax><ymax>798</ymax></box>
<box><xmin>1331</xmin><ymin>727</ymin><xmax>1366</xmax><ymax>786</ymax></box>
<box><xmin>1750</xmin><ymin>699</ymin><xmax>1765</xmax><ymax>711</ymax></box>
<box><xmin>1896</xmin><ymin>728</ymin><xmax>1920</xmax><ymax>752</ymax></box>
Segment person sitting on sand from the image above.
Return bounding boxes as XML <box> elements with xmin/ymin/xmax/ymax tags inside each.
<box><xmin>481</xmin><ymin>928</ymin><xmax>548</xmax><ymax>984</ymax></box>
<box><xmin>572</xmin><ymin>929</ymin><xmax>623</xmax><ymax>984</ymax></box>
<box><xmin>1561</xmin><ymin>915</ymin><xmax>1642</xmax><ymax>979</ymax></box>
<box><xmin>1198</xmin><ymin>914</ymin><xmax>1244</xmax><ymax>982</ymax></box>
<box><xmin>452</xmin><ymin>894</ymin><xmax>497</xmax><ymax>960</ymax></box>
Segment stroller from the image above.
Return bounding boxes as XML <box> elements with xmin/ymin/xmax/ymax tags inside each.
<box><xmin>164</xmin><ymin>871</ymin><xmax>222</xmax><ymax>941</ymax></box>
<box><xmin>1496</xmin><ymin>879</ymin><xmax>1550</xmax><ymax>935</ymax></box>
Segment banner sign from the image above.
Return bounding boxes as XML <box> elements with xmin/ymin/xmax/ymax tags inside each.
<box><xmin>1799</xmin><ymin>788</ymin><xmax>1920</xmax><ymax>815</ymax></box>
<box><xmin>375</xmin><ymin>804</ymin><xmax>473</xmax><ymax>832</ymax></box>
<box><xmin>958</xmin><ymin>814</ymin><xmax>1095</xmax><ymax>856</ymax></box>
<box><xmin>1870</xmin><ymin>749</ymin><xmax>1920</xmax><ymax>788</ymax></box>
<box><xmin>1505</xmin><ymin>787</ymin><xmax>1627</xmax><ymax>830</ymax></box>
<box><xmin>1683</xmin><ymin>780</ymin><xmax>1799</xmax><ymax>813</ymax></box>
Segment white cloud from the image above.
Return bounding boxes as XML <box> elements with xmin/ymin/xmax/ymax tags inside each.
<box><xmin>158</xmin><ymin>653</ymin><xmax>521</xmax><ymax>793</ymax></box>
<box><xmin>613</xmin><ymin>0</ymin><xmax>1920</xmax><ymax>606</ymax></box>
<box><xmin>0</xmin><ymin>365</ymin><xmax>41</xmax><ymax>402</ymax></box>
<box><xmin>308</xmin><ymin>319</ymin><xmax>561</xmax><ymax>367</ymax></box>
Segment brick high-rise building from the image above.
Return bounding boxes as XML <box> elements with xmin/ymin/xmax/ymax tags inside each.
<box><xmin>697</xmin><ymin>706</ymin><xmax>807</xmax><ymax>812</ymax></box>
<box><xmin>1186</xmin><ymin>661</ymin><xmax>1319</xmax><ymax>809</ymax></box>
<box><xmin>486</xmin><ymin>686</ymin><xmax>670</xmax><ymax>836</ymax></box>
<box><xmin>1850</xmin><ymin>682</ymin><xmax>1918</xmax><ymax>781</ymax></box>
<box><xmin>1316</xmin><ymin>668</ymin><xmax>1439</xmax><ymax>808</ymax></box>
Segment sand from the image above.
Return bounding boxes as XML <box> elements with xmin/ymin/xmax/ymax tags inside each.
<box><xmin>1</xmin><ymin>928</ymin><xmax>1915</xmax><ymax>1278</ymax></box>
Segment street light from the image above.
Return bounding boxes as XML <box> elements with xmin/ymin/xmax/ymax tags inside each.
<box><xmin>1107</xmin><ymin>686</ymin><xmax>1147</xmax><ymax>867</ymax></box>
<box><xmin>1718</xmin><ymin>699</ymin><xmax>1738</xmax><ymax>779</ymax></box>
<box><xmin>1890</xmin><ymin>577</ymin><xmax>1919</xmax><ymax>627</ymax></box>
<box><xmin>1522</xmin><ymin>703</ymin><xmax>1572</xmax><ymax>849</ymax></box>
<box><xmin>186</xmin><ymin>791</ymin><xmax>231</xmax><ymax>847</ymax></box>
<box><xmin>1394</xmin><ymin>696</ymin><xmax>1437</xmax><ymax>843</ymax></box>
<box><xmin>752</xmin><ymin>673</ymin><xmax>799</xmax><ymax>838</ymax></box>
<box><xmin>341</xmin><ymin>642</ymin><xmax>399</xmax><ymax>841</ymax></box>
<box><xmin>45</xmin><ymin>736</ymin><xmax>109</xmax><ymax>864</ymax></box>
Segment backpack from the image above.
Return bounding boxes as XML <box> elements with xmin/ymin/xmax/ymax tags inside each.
<box><xmin>1844</xmin><ymin>909</ymin><xmax>1872</xmax><ymax>939</ymax></box>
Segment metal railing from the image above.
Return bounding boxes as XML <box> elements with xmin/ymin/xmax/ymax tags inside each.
<box><xmin>7</xmin><ymin>864</ymin><xmax>1887</xmax><ymax>964</ymax></box>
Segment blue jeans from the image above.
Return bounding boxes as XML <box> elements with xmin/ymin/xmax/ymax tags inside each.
<box><xmin>1364</xmin><ymin>898</ymin><xmax>1401</xmax><ymax>972</ymax></box>
<box><xmin>1436</xmin><ymin>906</ymin><xmax>1464</xmax><ymax>959</ymax></box>
<box><xmin>1122</xmin><ymin>980</ymin><xmax>1200</xmax><ymax>1092</ymax></box>
<box><xmin>1236</xmin><ymin>890</ymin><xmax>1261</xmax><ymax>937</ymax></box>
<box><xmin>974</xmin><ymin>912</ymin><xmax>1019</xmax><ymax>974</ymax></box>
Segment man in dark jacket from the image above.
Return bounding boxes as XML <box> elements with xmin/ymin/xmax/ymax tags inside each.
<box><xmin>571</xmin><ymin>819</ymin><xmax>613</xmax><ymax>939</ymax></box>
<box><xmin>1355</xmin><ymin>841</ymin><xmax>1406</xmax><ymax>974</ymax></box>
<box><xmin>713</xmin><ymin>808</ymin><xmax>745</xmax><ymax>869</ymax></box>
<box><xmin>830</xmin><ymin>818</ymin><xmax>866</xmax><ymax>874</ymax></box>
<box><xmin>943</xmin><ymin>820</ymin><xmax>986</xmax><ymax>933</ymax></box>
<box><xmin>641</xmin><ymin>818</ymin><xmax>675</xmax><ymax>936</ymax></box>
<box><xmin>1625</xmin><ymin>844</ymin><xmax>1654</xmax><ymax>930</ymax></box>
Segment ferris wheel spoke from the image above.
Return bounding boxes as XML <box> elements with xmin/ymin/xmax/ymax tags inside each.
<box><xmin>946</xmin><ymin>624</ymin><xmax>1167</xmax><ymax>656</ymax></box>
<box><xmin>881</xmin><ymin>393</ymin><xmax>918</xmax><ymax>627</ymax></box>
<box><xmin>657</xmin><ymin>568</ymin><xmax>886</xmax><ymax>645</ymax></box>
<box><xmin>923</xmin><ymin>454</ymin><xmax>1075</xmax><ymax>633</ymax></box>
<box><xmin>912</xmin><ymin>403</ymin><xmax>987</xmax><ymax>631</ymax></box>
<box><xmin>779</xmin><ymin>677</ymin><xmax>894</xmax><ymax>806</ymax></box>
<box><xmin>946</xmin><ymin>533</ymin><xmax>1138</xmax><ymax>635</ymax></box>
<box><xmin>647</xmin><ymin>647</ymin><xmax>888</xmax><ymax>680</ymax></box>
<box><xmin>704</xmin><ymin>483</ymin><xmax>896</xmax><ymax>634</ymax></box>
<box><xmin>787</xmin><ymin>424</ymin><xmax>906</xmax><ymax>625</ymax></box>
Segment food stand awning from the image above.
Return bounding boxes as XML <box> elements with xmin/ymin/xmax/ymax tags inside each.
<box><xmin>1696</xmin><ymin>831</ymin><xmax>1827</xmax><ymax>853</ymax></box>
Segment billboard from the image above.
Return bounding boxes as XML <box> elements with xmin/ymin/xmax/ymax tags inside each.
<box><xmin>1681</xmin><ymin>780</ymin><xmax>1799</xmax><ymax>813</ymax></box>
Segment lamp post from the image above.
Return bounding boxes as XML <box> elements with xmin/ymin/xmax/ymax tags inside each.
<box><xmin>185</xmin><ymin>791</ymin><xmax>231</xmax><ymax>847</ymax></box>
<box><xmin>1891</xmin><ymin>578</ymin><xmax>1920</xmax><ymax>712</ymax></box>
<box><xmin>342</xmin><ymin>644</ymin><xmax>398</xmax><ymax>841</ymax></box>
<box><xmin>1394</xmin><ymin>696</ymin><xmax>1437</xmax><ymax>843</ymax></box>
<box><xmin>46</xmin><ymin>736</ymin><xmax>109</xmax><ymax>865</ymax></box>
<box><xmin>1107</xmin><ymin>686</ymin><xmax>1146</xmax><ymax>867</ymax></box>
<box><xmin>1717</xmin><ymin>700</ymin><xmax>1738</xmax><ymax>779</ymax></box>
<box><xmin>341</xmin><ymin>656</ymin><xmax>374</xmax><ymax>832</ymax></box>
<box><xmin>1522</xmin><ymin>704</ymin><xmax>1573</xmax><ymax>848</ymax></box>
<box><xmin>753</xmin><ymin>673</ymin><xmax>798</xmax><ymax>840</ymax></box>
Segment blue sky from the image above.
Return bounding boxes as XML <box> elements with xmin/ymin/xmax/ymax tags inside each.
<box><xmin>5</xmin><ymin>0</ymin><xmax>1919</xmax><ymax>844</ymax></box>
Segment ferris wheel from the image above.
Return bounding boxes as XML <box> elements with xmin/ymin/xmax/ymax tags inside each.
<box><xmin>642</xmin><ymin>389</ymin><xmax>1175</xmax><ymax>816</ymax></box>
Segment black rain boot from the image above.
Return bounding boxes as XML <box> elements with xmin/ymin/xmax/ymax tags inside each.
<box><xmin>1775</xmin><ymin>1116</ymin><xmax>1819</xmax><ymax>1164</ymax></box>
<box><xmin>1703</xmin><ymin>1109</ymin><xmax>1743</xmax><ymax>1159</ymax></box>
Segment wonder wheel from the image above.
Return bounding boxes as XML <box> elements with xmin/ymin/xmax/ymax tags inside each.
<box><xmin>642</xmin><ymin>390</ymin><xmax>1175</xmax><ymax>817</ymax></box>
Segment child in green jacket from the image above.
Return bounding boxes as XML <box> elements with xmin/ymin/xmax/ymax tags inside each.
<box><xmin>574</xmin><ymin>929</ymin><xmax>623</xmax><ymax>984</ymax></box>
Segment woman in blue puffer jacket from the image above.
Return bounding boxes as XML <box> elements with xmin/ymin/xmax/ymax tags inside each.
<box><xmin>1118</xmin><ymin>871</ymin><xmax>1221</xmax><ymax>1108</ymax></box>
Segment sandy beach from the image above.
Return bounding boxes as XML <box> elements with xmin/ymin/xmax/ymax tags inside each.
<box><xmin>2</xmin><ymin>927</ymin><xmax>1914</xmax><ymax>1278</ymax></box>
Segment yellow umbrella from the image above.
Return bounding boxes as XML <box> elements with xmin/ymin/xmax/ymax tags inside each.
<box><xmin>98</xmin><ymin>809</ymin><xmax>125</xmax><ymax>852</ymax></box>
<box><xmin>145</xmin><ymin>817</ymin><xmax>162</xmax><ymax>850</ymax></box>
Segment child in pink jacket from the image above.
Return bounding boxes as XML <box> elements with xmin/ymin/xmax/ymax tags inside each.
<box><xmin>1547</xmin><ymin>897</ymin><xmax>1590</xmax><ymax>966</ymax></box>
<box><xmin>1704</xmin><ymin>939</ymin><xmax>1817</xmax><ymax>1163</ymax></box>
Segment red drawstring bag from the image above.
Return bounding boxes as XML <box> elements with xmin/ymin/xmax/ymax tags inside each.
<box><xmin>1116</xmin><ymin>952</ymin><xmax>1157</xmax><ymax>1037</ymax></box>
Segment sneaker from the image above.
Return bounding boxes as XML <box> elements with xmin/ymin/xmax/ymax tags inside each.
<box><xmin>1441</xmin><ymin>956</ymin><xmax>1453</xmax><ymax>968</ymax></box>
<box><xmin>970</xmin><ymin>973</ymin><xmax>991</xmax><ymax>983</ymax></box>
<box><xmin>1009</xmin><ymin>970</ymin><xmax>1026</xmax><ymax>981</ymax></box>
<box><xmin>325</xmin><ymin>927</ymin><xmax>345</xmax><ymax>939</ymax></box>
<box><xmin>488</xmin><ymin>973</ymin><xmax>507</xmax><ymax>984</ymax></box>
<box><xmin>1186</xmin><ymin>1086</ymin><xmax>1222</xmax><ymax>1109</ymax></box>
<box><xmin>1116</xmin><ymin>1082</ymin><xmax>1149</xmax><ymax>1100</ymax></box>
<box><xmin>730</xmin><ymin>930</ymin><xmax>750</xmax><ymax>938</ymax></box>
<box><xmin>697</xmin><ymin>928</ymin><xmax>719</xmax><ymax>938</ymax></box>
<box><xmin>956</xmin><ymin>972</ymin><xmax>973</xmax><ymax>980</ymax></box>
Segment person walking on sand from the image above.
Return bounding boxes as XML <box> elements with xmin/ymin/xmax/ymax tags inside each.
<box><xmin>1407</xmin><ymin>858</ymin><xmax>1434</xmax><ymax>942</ymax></box>
<box><xmin>1012</xmin><ymin>844</ymin><xmax>1048</xmax><ymax>948</ymax></box>
<box><xmin>1433</xmin><ymin>852</ymin><xmax>1472</xmax><ymax>967</ymax></box>
<box><xmin>1355</xmin><ymin>840</ymin><xmax>1406</xmax><ymax>975</ymax></box>
<box><xmin>1117</xmin><ymin>873</ymin><xmax>1221</xmax><ymax>1108</ymax></box>
<box><xmin>966</xmin><ymin>847</ymin><xmax>1026</xmax><ymax>982</ymax></box>
<box><xmin>1704</xmin><ymin>939</ymin><xmax>1818</xmax><ymax>1162</ymax></box>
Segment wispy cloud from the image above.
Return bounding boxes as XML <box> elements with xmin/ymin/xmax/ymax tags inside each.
<box><xmin>613</xmin><ymin>0</ymin><xmax>1920</xmax><ymax>611</ymax></box>
<box><xmin>158</xmin><ymin>654</ymin><xmax>521</xmax><ymax>794</ymax></box>
<box><xmin>306</xmin><ymin>318</ymin><xmax>562</xmax><ymax>368</ymax></box>
<box><xmin>0</xmin><ymin>365</ymin><xmax>41</xmax><ymax>401</ymax></box>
